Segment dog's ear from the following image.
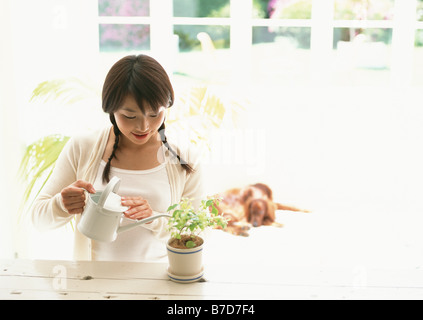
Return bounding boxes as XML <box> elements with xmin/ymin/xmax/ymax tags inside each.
<box><xmin>240</xmin><ymin>187</ymin><xmax>253</xmax><ymax>203</ymax></box>
<box><xmin>252</xmin><ymin>183</ymin><xmax>273</xmax><ymax>200</ymax></box>
<box><xmin>244</xmin><ymin>199</ymin><xmax>252</xmax><ymax>221</ymax></box>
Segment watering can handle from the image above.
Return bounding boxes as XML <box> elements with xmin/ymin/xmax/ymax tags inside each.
<box><xmin>97</xmin><ymin>176</ymin><xmax>121</xmax><ymax>208</ymax></box>
<box><xmin>117</xmin><ymin>214</ymin><xmax>171</xmax><ymax>234</ymax></box>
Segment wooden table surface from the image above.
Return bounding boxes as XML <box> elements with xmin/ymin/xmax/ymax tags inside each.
<box><xmin>1</xmin><ymin>259</ymin><xmax>423</xmax><ymax>300</ymax></box>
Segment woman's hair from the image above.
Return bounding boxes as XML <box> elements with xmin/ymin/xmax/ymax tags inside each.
<box><xmin>101</xmin><ymin>54</ymin><xmax>194</xmax><ymax>183</ymax></box>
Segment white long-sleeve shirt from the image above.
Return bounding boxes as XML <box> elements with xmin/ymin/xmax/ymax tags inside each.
<box><xmin>30</xmin><ymin>126</ymin><xmax>204</xmax><ymax>261</ymax></box>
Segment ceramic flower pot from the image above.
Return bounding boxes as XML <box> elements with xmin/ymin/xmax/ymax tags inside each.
<box><xmin>166</xmin><ymin>237</ymin><xmax>204</xmax><ymax>283</ymax></box>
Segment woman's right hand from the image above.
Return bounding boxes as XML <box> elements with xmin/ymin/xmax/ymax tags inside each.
<box><xmin>60</xmin><ymin>180</ymin><xmax>96</xmax><ymax>214</ymax></box>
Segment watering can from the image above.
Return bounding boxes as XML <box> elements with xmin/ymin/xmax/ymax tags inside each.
<box><xmin>77</xmin><ymin>176</ymin><xmax>170</xmax><ymax>242</ymax></box>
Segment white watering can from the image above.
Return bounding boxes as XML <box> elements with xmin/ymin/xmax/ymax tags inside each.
<box><xmin>78</xmin><ymin>176</ymin><xmax>170</xmax><ymax>242</ymax></box>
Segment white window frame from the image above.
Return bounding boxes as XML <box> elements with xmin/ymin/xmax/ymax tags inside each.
<box><xmin>98</xmin><ymin>0</ymin><xmax>420</xmax><ymax>87</ymax></box>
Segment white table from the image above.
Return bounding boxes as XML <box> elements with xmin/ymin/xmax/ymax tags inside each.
<box><xmin>1</xmin><ymin>259</ymin><xmax>423</xmax><ymax>300</ymax></box>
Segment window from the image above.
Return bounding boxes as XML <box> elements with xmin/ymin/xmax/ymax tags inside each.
<box><xmin>99</xmin><ymin>0</ymin><xmax>150</xmax><ymax>52</ymax></box>
<box><xmin>98</xmin><ymin>0</ymin><xmax>152</xmax><ymax>80</ymax></box>
<box><xmin>331</xmin><ymin>0</ymin><xmax>394</xmax><ymax>85</ymax></box>
<box><xmin>97</xmin><ymin>0</ymin><xmax>422</xmax><ymax>88</ymax></box>
<box><xmin>172</xmin><ymin>0</ymin><xmax>231</xmax><ymax>83</ymax></box>
<box><xmin>251</xmin><ymin>0</ymin><xmax>312</xmax><ymax>85</ymax></box>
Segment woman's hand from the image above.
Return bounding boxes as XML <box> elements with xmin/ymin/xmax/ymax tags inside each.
<box><xmin>60</xmin><ymin>180</ymin><xmax>96</xmax><ymax>214</ymax></box>
<box><xmin>121</xmin><ymin>196</ymin><xmax>153</xmax><ymax>221</ymax></box>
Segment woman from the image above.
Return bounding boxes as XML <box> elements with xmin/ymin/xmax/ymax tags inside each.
<box><xmin>31</xmin><ymin>54</ymin><xmax>203</xmax><ymax>262</ymax></box>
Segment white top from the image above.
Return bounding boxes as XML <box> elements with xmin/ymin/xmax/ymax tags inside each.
<box><xmin>91</xmin><ymin>160</ymin><xmax>171</xmax><ymax>262</ymax></box>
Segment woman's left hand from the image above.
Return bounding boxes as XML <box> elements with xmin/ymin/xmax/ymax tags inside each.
<box><xmin>121</xmin><ymin>196</ymin><xmax>153</xmax><ymax>221</ymax></box>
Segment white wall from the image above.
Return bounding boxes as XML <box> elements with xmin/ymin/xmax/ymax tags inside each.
<box><xmin>10</xmin><ymin>0</ymin><xmax>101</xmax><ymax>145</ymax></box>
<box><xmin>0</xmin><ymin>0</ymin><xmax>18</xmax><ymax>259</ymax></box>
<box><xmin>2</xmin><ymin>0</ymin><xmax>100</xmax><ymax>259</ymax></box>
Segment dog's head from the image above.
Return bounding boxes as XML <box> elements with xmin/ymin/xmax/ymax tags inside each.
<box><xmin>246</xmin><ymin>199</ymin><xmax>268</xmax><ymax>227</ymax></box>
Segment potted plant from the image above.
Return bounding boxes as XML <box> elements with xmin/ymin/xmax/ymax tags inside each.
<box><xmin>166</xmin><ymin>197</ymin><xmax>228</xmax><ymax>283</ymax></box>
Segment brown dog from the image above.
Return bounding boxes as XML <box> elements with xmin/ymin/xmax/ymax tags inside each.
<box><xmin>215</xmin><ymin>183</ymin><xmax>309</xmax><ymax>236</ymax></box>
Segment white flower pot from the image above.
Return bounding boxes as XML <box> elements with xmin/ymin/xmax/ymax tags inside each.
<box><xmin>166</xmin><ymin>237</ymin><xmax>204</xmax><ymax>283</ymax></box>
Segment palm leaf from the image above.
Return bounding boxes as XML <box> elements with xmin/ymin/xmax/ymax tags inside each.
<box><xmin>30</xmin><ymin>77</ymin><xmax>99</xmax><ymax>105</ymax></box>
<box><xmin>168</xmin><ymin>86</ymin><xmax>246</xmax><ymax>147</ymax></box>
<box><xmin>18</xmin><ymin>134</ymin><xmax>70</xmax><ymax>223</ymax></box>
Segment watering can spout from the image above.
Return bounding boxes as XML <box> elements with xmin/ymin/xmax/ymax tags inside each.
<box><xmin>117</xmin><ymin>214</ymin><xmax>171</xmax><ymax>234</ymax></box>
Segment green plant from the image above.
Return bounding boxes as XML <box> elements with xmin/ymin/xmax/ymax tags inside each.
<box><xmin>166</xmin><ymin>197</ymin><xmax>228</xmax><ymax>248</ymax></box>
<box><xmin>173</xmin><ymin>0</ymin><xmax>229</xmax><ymax>18</ymax></box>
<box><xmin>17</xmin><ymin>77</ymin><xmax>100</xmax><ymax>222</ymax></box>
<box><xmin>18</xmin><ymin>134</ymin><xmax>70</xmax><ymax>222</ymax></box>
<box><xmin>30</xmin><ymin>77</ymin><xmax>100</xmax><ymax>105</ymax></box>
<box><xmin>334</xmin><ymin>0</ymin><xmax>394</xmax><ymax>20</ymax></box>
<box><xmin>271</xmin><ymin>0</ymin><xmax>312</xmax><ymax>20</ymax></box>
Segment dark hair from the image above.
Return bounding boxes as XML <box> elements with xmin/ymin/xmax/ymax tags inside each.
<box><xmin>101</xmin><ymin>54</ymin><xmax>194</xmax><ymax>183</ymax></box>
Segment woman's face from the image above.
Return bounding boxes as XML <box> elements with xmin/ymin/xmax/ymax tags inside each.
<box><xmin>114</xmin><ymin>95</ymin><xmax>166</xmax><ymax>147</ymax></box>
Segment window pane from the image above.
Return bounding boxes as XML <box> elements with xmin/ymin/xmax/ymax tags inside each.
<box><xmin>253</xmin><ymin>0</ymin><xmax>312</xmax><ymax>19</ymax></box>
<box><xmin>99</xmin><ymin>0</ymin><xmax>150</xmax><ymax>16</ymax></box>
<box><xmin>252</xmin><ymin>26</ymin><xmax>311</xmax><ymax>85</ymax></box>
<box><xmin>334</xmin><ymin>0</ymin><xmax>394</xmax><ymax>20</ymax></box>
<box><xmin>99</xmin><ymin>24</ymin><xmax>150</xmax><ymax>51</ymax></box>
<box><xmin>418</xmin><ymin>0</ymin><xmax>423</xmax><ymax>21</ymax></box>
<box><xmin>175</xmin><ymin>25</ymin><xmax>230</xmax><ymax>51</ymax></box>
<box><xmin>332</xmin><ymin>28</ymin><xmax>392</xmax><ymax>85</ymax></box>
<box><xmin>173</xmin><ymin>0</ymin><xmax>230</xmax><ymax>17</ymax></box>
<box><xmin>413</xmin><ymin>30</ymin><xmax>423</xmax><ymax>86</ymax></box>
<box><xmin>333</xmin><ymin>27</ymin><xmax>392</xmax><ymax>47</ymax></box>
<box><xmin>174</xmin><ymin>25</ymin><xmax>230</xmax><ymax>83</ymax></box>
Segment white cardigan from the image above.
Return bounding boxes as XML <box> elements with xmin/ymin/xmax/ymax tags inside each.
<box><xmin>30</xmin><ymin>126</ymin><xmax>204</xmax><ymax>260</ymax></box>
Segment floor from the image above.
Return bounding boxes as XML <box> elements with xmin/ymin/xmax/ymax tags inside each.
<box><xmin>205</xmin><ymin>208</ymin><xmax>423</xmax><ymax>271</ymax></box>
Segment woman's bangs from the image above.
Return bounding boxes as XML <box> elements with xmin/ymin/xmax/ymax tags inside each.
<box><xmin>130</xmin><ymin>85</ymin><xmax>169</xmax><ymax>114</ymax></box>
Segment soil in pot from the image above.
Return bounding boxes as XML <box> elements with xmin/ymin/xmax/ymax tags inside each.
<box><xmin>168</xmin><ymin>235</ymin><xmax>203</xmax><ymax>249</ymax></box>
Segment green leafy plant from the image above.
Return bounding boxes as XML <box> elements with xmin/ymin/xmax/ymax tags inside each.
<box><xmin>17</xmin><ymin>78</ymin><xmax>100</xmax><ymax>223</ymax></box>
<box><xmin>18</xmin><ymin>134</ymin><xmax>70</xmax><ymax>222</ymax></box>
<box><xmin>30</xmin><ymin>77</ymin><xmax>100</xmax><ymax>105</ymax></box>
<box><xmin>167</xmin><ymin>197</ymin><xmax>228</xmax><ymax>249</ymax></box>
